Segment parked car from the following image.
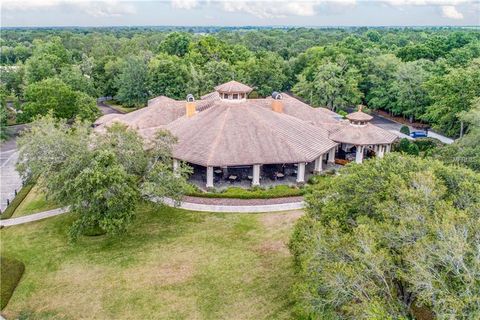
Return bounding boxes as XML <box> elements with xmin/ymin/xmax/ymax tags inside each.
<box><xmin>410</xmin><ymin>131</ymin><xmax>428</xmax><ymax>138</ymax></box>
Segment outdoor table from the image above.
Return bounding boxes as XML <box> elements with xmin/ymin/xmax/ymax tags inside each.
<box><xmin>228</xmin><ymin>175</ymin><xmax>238</xmax><ymax>181</ymax></box>
<box><xmin>247</xmin><ymin>176</ymin><xmax>253</xmax><ymax>180</ymax></box>
<box><xmin>276</xmin><ymin>173</ymin><xmax>285</xmax><ymax>179</ymax></box>
<box><xmin>214</xmin><ymin>169</ymin><xmax>222</xmax><ymax>174</ymax></box>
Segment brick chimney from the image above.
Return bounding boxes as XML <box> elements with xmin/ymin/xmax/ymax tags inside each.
<box><xmin>186</xmin><ymin>94</ymin><xmax>196</xmax><ymax>118</ymax></box>
<box><xmin>271</xmin><ymin>92</ymin><xmax>283</xmax><ymax>113</ymax></box>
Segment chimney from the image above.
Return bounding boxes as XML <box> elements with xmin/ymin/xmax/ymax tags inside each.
<box><xmin>186</xmin><ymin>94</ymin><xmax>196</xmax><ymax>118</ymax></box>
<box><xmin>271</xmin><ymin>92</ymin><xmax>283</xmax><ymax>113</ymax></box>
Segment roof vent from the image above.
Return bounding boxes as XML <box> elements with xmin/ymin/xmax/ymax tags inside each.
<box><xmin>272</xmin><ymin>92</ymin><xmax>282</xmax><ymax>100</ymax></box>
<box><xmin>186</xmin><ymin>94</ymin><xmax>195</xmax><ymax>102</ymax></box>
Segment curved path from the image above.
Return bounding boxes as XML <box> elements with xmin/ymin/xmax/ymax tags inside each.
<box><xmin>1</xmin><ymin>197</ymin><xmax>305</xmax><ymax>227</ymax></box>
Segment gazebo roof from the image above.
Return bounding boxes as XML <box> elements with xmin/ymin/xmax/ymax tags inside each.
<box><xmin>329</xmin><ymin>122</ymin><xmax>398</xmax><ymax>146</ymax></box>
<box><xmin>160</xmin><ymin>100</ymin><xmax>337</xmax><ymax>167</ymax></box>
<box><xmin>214</xmin><ymin>80</ymin><xmax>253</xmax><ymax>94</ymax></box>
<box><xmin>346</xmin><ymin>106</ymin><xmax>373</xmax><ymax>122</ymax></box>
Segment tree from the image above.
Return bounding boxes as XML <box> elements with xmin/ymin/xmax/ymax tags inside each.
<box><xmin>390</xmin><ymin>60</ymin><xmax>432</xmax><ymax>121</ymax></box>
<box><xmin>21</xmin><ymin>78</ymin><xmax>98</xmax><ymax>122</ymax></box>
<box><xmin>238</xmin><ymin>52</ymin><xmax>289</xmax><ymax>97</ymax></box>
<box><xmin>159</xmin><ymin>32</ymin><xmax>191</xmax><ymax>57</ymax></box>
<box><xmin>17</xmin><ymin>116</ymin><xmax>191</xmax><ymax>241</ymax></box>
<box><xmin>424</xmin><ymin>59</ymin><xmax>480</xmax><ymax>136</ymax></box>
<box><xmin>362</xmin><ymin>54</ymin><xmax>400</xmax><ymax>111</ymax></box>
<box><xmin>59</xmin><ymin>66</ymin><xmax>97</xmax><ymax>97</ymax></box>
<box><xmin>293</xmin><ymin>55</ymin><xmax>362</xmax><ymax>111</ymax></box>
<box><xmin>148</xmin><ymin>54</ymin><xmax>189</xmax><ymax>99</ymax></box>
<box><xmin>115</xmin><ymin>55</ymin><xmax>149</xmax><ymax>107</ymax></box>
<box><xmin>435</xmin><ymin>98</ymin><xmax>480</xmax><ymax>171</ymax></box>
<box><xmin>290</xmin><ymin>154</ymin><xmax>480</xmax><ymax>319</ymax></box>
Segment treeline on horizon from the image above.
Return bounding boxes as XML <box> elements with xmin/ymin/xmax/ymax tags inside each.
<box><xmin>1</xmin><ymin>26</ymin><xmax>479</xmax><ymax>137</ymax></box>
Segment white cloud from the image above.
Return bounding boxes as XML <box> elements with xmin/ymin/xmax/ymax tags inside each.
<box><xmin>441</xmin><ymin>5</ymin><xmax>464</xmax><ymax>18</ymax></box>
<box><xmin>2</xmin><ymin>0</ymin><xmax>136</xmax><ymax>17</ymax></box>
<box><xmin>171</xmin><ymin>0</ymin><xmax>357</xmax><ymax>18</ymax></box>
<box><xmin>171</xmin><ymin>0</ymin><xmax>200</xmax><ymax>10</ymax></box>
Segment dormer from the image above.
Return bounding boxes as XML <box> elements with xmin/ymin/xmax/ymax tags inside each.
<box><xmin>214</xmin><ymin>80</ymin><xmax>253</xmax><ymax>102</ymax></box>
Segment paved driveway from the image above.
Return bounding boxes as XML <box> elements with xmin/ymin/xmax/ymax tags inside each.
<box><xmin>0</xmin><ymin>140</ymin><xmax>22</xmax><ymax>212</ymax></box>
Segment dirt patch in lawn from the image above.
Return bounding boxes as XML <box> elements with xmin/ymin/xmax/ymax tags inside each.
<box><xmin>260</xmin><ymin>210</ymin><xmax>304</xmax><ymax>231</ymax></box>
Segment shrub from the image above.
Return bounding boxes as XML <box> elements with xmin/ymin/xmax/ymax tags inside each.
<box><xmin>407</xmin><ymin>143</ymin><xmax>420</xmax><ymax>156</ymax></box>
<box><xmin>400</xmin><ymin>125</ymin><xmax>410</xmax><ymax>135</ymax></box>
<box><xmin>337</xmin><ymin>110</ymin><xmax>348</xmax><ymax>119</ymax></box>
<box><xmin>1</xmin><ymin>256</ymin><xmax>25</xmax><ymax>310</ymax></box>
<box><xmin>413</xmin><ymin>137</ymin><xmax>443</xmax><ymax>152</ymax></box>
<box><xmin>1</xmin><ymin>183</ymin><xmax>34</xmax><ymax>220</ymax></box>
<box><xmin>187</xmin><ymin>185</ymin><xmax>304</xmax><ymax>199</ymax></box>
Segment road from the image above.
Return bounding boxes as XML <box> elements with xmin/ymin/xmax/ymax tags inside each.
<box><xmin>370</xmin><ymin>113</ymin><xmax>454</xmax><ymax>144</ymax></box>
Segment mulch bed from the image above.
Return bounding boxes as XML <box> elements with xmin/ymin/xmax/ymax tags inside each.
<box><xmin>183</xmin><ymin>196</ymin><xmax>304</xmax><ymax>206</ymax></box>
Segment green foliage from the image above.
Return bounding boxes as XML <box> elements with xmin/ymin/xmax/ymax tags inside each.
<box><xmin>0</xmin><ymin>256</ymin><xmax>25</xmax><ymax>310</ymax></box>
<box><xmin>424</xmin><ymin>59</ymin><xmax>480</xmax><ymax>136</ymax></box>
<box><xmin>188</xmin><ymin>185</ymin><xmax>304</xmax><ymax>199</ymax></box>
<box><xmin>435</xmin><ymin>98</ymin><xmax>480</xmax><ymax>171</ymax></box>
<box><xmin>291</xmin><ymin>154</ymin><xmax>480</xmax><ymax>319</ymax></box>
<box><xmin>115</xmin><ymin>55</ymin><xmax>149</xmax><ymax>107</ymax></box>
<box><xmin>159</xmin><ymin>32</ymin><xmax>191</xmax><ymax>57</ymax></box>
<box><xmin>17</xmin><ymin>116</ymin><xmax>190</xmax><ymax>241</ymax></box>
<box><xmin>400</xmin><ymin>125</ymin><xmax>410</xmax><ymax>135</ymax></box>
<box><xmin>148</xmin><ymin>54</ymin><xmax>190</xmax><ymax>99</ymax></box>
<box><xmin>21</xmin><ymin>78</ymin><xmax>98</xmax><ymax>122</ymax></box>
<box><xmin>0</xmin><ymin>100</ymin><xmax>8</xmax><ymax>141</ymax></box>
<box><xmin>0</xmin><ymin>183</ymin><xmax>34</xmax><ymax>220</ymax></box>
<box><xmin>293</xmin><ymin>55</ymin><xmax>362</xmax><ymax>110</ymax></box>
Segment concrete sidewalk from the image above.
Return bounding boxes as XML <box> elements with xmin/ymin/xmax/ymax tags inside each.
<box><xmin>0</xmin><ymin>207</ymin><xmax>70</xmax><ymax>227</ymax></box>
<box><xmin>0</xmin><ymin>149</ymin><xmax>23</xmax><ymax>212</ymax></box>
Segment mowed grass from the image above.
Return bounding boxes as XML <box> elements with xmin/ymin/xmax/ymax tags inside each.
<box><xmin>0</xmin><ymin>202</ymin><xmax>301</xmax><ymax>319</ymax></box>
<box><xmin>11</xmin><ymin>185</ymin><xmax>59</xmax><ymax>218</ymax></box>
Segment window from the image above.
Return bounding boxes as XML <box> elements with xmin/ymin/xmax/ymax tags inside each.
<box><xmin>233</xmin><ymin>93</ymin><xmax>238</xmax><ymax>99</ymax></box>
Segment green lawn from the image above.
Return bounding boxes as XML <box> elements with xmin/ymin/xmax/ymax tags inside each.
<box><xmin>11</xmin><ymin>185</ymin><xmax>59</xmax><ymax>218</ymax></box>
<box><xmin>0</xmin><ymin>203</ymin><xmax>301</xmax><ymax>319</ymax></box>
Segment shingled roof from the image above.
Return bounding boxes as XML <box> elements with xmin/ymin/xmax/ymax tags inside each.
<box><xmin>329</xmin><ymin>122</ymin><xmax>398</xmax><ymax>146</ymax></box>
<box><xmin>162</xmin><ymin>100</ymin><xmax>337</xmax><ymax>167</ymax></box>
<box><xmin>214</xmin><ymin>80</ymin><xmax>253</xmax><ymax>94</ymax></box>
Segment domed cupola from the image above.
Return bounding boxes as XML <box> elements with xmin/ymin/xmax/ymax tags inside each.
<box><xmin>215</xmin><ymin>80</ymin><xmax>253</xmax><ymax>102</ymax></box>
<box><xmin>346</xmin><ymin>105</ymin><xmax>373</xmax><ymax>126</ymax></box>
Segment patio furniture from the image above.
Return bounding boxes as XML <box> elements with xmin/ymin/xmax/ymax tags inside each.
<box><xmin>228</xmin><ymin>175</ymin><xmax>238</xmax><ymax>183</ymax></box>
<box><xmin>275</xmin><ymin>172</ymin><xmax>285</xmax><ymax>179</ymax></box>
<box><xmin>214</xmin><ymin>169</ymin><xmax>222</xmax><ymax>174</ymax></box>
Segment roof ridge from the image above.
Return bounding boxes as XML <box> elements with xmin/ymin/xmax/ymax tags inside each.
<box><xmin>207</xmin><ymin>106</ymin><xmax>230</xmax><ymax>166</ymax></box>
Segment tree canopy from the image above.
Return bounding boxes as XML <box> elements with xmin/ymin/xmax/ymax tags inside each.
<box><xmin>290</xmin><ymin>154</ymin><xmax>480</xmax><ymax>319</ymax></box>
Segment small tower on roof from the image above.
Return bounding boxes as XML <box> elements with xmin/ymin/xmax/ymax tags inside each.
<box><xmin>346</xmin><ymin>105</ymin><xmax>373</xmax><ymax>126</ymax></box>
<box><xmin>215</xmin><ymin>80</ymin><xmax>253</xmax><ymax>102</ymax></box>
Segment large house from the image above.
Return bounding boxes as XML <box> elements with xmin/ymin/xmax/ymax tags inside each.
<box><xmin>95</xmin><ymin>81</ymin><xmax>398</xmax><ymax>188</ymax></box>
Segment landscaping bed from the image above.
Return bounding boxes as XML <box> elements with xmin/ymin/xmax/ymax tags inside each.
<box><xmin>187</xmin><ymin>185</ymin><xmax>305</xmax><ymax>199</ymax></box>
<box><xmin>1</xmin><ymin>183</ymin><xmax>34</xmax><ymax>220</ymax></box>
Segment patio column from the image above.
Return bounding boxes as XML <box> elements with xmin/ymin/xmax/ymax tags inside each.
<box><xmin>386</xmin><ymin>144</ymin><xmax>391</xmax><ymax>153</ymax></box>
<box><xmin>206</xmin><ymin>166</ymin><xmax>214</xmax><ymax>188</ymax></box>
<box><xmin>377</xmin><ymin>145</ymin><xmax>385</xmax><ymax>158</ymax></box>
<box><xmin>314</xmin><ymin>156</ymin><xmax>323</xmax><ymax>174</ymax></box>
<box><xmin>252</xmin><ymin>164</ymin><xmax>260</xmax><ymax>186</ymax></box>
<box><xmin>173</xmin><ymin>159</ymin><xmax>180</xmax><ymax>176</ymax></box>
<box><xmin>355</xmin><ymin>146</ymin><xmax>364</xmax><ymax>164</ymax></box>
<box><xmin>296</xmin><ymin>162</ymin><xmax>306</xmax><ymax>183</ymax></box>
<box><xmin>328</xmin><ymin>147</ymin><xmax>335</xmax><ymax>163</ymax></box>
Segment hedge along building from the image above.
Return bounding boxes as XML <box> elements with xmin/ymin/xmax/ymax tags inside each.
<box><xmin>95</xmin><ymin>80</ymin><xmax>397</xmax><ymax>188</ymax></box>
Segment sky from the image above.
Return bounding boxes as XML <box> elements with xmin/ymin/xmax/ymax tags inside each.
<box><xmin>1</xmin><ymin>0</ymin><xmax>479</xmax><ymax>27</ymax></box>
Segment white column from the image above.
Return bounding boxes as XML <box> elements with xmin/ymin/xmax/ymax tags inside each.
<box><xmin>328</xmin><ymin>148</ymin><xmax>335</xmax><ymax>163</ymax></box>
<box><xmin>378</xmin><ymin>145</ymin><xmax>385</xmax><ymax>158</ymax></box>
<box><xmin>296</xmin><ymin>162</ymin><xmax>306</xmax><ymax>183</ymax></box>
<box><xmin>252</xmin><ymin>164</ymin><xmax>260</xmax><ymax>186</ymax></box>
<box><xmin>206</xmin><ymin>166</ymin><xmax>214</xmax><ymax>188</ymax></box>
<box><xmin>386</xmin><ymin>144</ymin><xmax>391</xmax><ymax>153</ymax></box>
<box><xmin>173</xmin><ymin>159</ymin><xmax>180</xmax><ymax>176</ymax></box>
<box><xmin>355</xmin><ymin>146</ymin><xmax>364</xmax><ymax>164</ymax></box>
<box><xmin>314</xmin><ymin>156</ymin><xmax>323</xmax><ymax>174</ymax></box>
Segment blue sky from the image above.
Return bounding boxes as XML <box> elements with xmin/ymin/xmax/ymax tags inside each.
<box><xmin>2</xmin><ymin>0</ymin><xmax>479</xmax><ymax>27</ymax></box>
